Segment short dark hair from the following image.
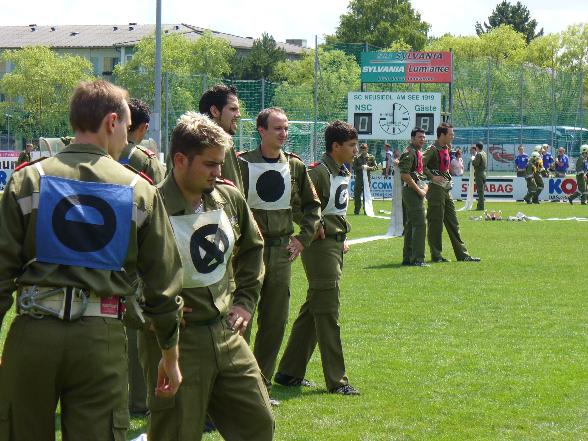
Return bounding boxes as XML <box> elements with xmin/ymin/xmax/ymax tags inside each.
<box><xmin>324</xmin><ymin>120</ymin><xmax>357</xmax><ymax>152</ymax></box>
<box><xmin>436</xmin><ymin>122</ymin><xmax>453</xmax><ymax>138</ymax></box>
<box><xmin>199</xmin><ymin>85</ymin><xmax>238</xmax><ymax>117</ymax></box>
<box><xmin>128</xmin><ymin>98</ymin><xmax>150</xmax><ymax>132</ymax></box>
<box><xmin>256</xmin><ymin>107</ymin><xmax>286</xmax><ymax>129</ymax></box>
<box><xmin>69</xmin><ymin>80</ymin><xmax>129</xmax><ymax>133</ymax></box>
<box><xmin>411</xmin><ymin>127</ymin><xmax>426</xmax><ymax>138</ymax></box>
<box><xmin>475</xmin><ymin>142</ymin><xmax>484</xmax><ymax>150</ymax></box>
<box><xmin>170</xmin><ymin>111</ymin><xmax>231</xmax><ymax>164</ymax></box>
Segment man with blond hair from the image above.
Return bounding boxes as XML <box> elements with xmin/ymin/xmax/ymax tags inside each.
<box><xmin>140</xmin><ymin>112</ymin><xmax>274</xmax><ymax>440</ymax></box>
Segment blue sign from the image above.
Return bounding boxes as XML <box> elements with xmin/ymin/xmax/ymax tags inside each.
<box><xmin>36</xmin><ymin>176</ymin><xmax>133</xmax><ymax>270</ymax></box>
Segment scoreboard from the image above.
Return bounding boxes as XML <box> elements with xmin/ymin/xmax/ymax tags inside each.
<box><xmin>348</xmin><ymin>92</ymin><xmax>442</xmax><ymax>140</ymax></box>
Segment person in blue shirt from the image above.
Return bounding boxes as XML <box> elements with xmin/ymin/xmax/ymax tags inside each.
<box><xmin>554</xmin><ymin>147</ymin><xmax>569</xmax><ymax>177</ymax></box>
<box><xmin>514</xmin><ymin>145</ymin><xmax>528</xmax><ymax>177</ymax></box>
<box><xmin>541</xmin><ymin>144</ymin><xmax>554</xmax><ymax>176</ymax></box>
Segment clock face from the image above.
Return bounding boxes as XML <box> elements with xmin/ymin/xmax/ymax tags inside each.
<box><xmin>379</xmin><ymin>103</ymin><xmax>410</xmax><ymax>135</ymax></box>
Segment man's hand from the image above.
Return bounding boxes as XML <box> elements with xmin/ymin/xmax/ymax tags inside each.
<box><xmin>431</xmin><ymin>175</ymin><xmax>445</xmax><ymax>185</ymax></box>
<box><xmin>156</xmin><ymin>345</ymin><xmax>182</xmax><ymax>398</ymax></box>
<box><xmin>180</xmin><ymin>306</ymin><xmax>192</xmax><ymax>329</ymax></box>
<box><xmin>287</xmin><ymin>236</ymin><xmax>305</xmax><ymax>261</ymax></box>
<box><xmin>313</xmin><ymin>225</ymin><xmax>326</xmax><ymax>241</ymax></box>
<box><xmin>343</xmin><ymin>241</ymin><xmax>350</xmax><ymax>254</ymax></box>
<box><xmin>228</xmin><ymin>305</ymin><xmax>251</xmax><ymax>335</ymax></box>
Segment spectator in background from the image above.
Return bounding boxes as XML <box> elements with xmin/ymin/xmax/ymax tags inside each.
<box><xmin>515</xmin><ymin>145</ymin><xmax>528</xmax><ymax>177</ymax></box>
<box><xmin>542</xmin><ymin>144</ymin><xmax>554</xmax><ymax>176</ymax></box>
<box><xmin>554</xmin><ymin>147</ymin><xmax>569</xmax><ymax>177</ymax></box>
<box><xmin>450</xmin><ymin>148</ymin><xmax>464</xmax><ymax>176</ymax></box>
<box><xmin>16</xmin><ymin>143</ymin><xmax>34</xmax><ymax>166</ymax></box>
<box><xmin>384</xmin><ymin>143</ymin><xmax>392</xmax><ymax>177</ymax></box>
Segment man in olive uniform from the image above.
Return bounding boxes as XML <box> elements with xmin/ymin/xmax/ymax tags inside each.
<box><xmin>275</xmin><ymin>120</ymin><xmax>360</xmax><ymax>396</ymax></box>
<box><xmin>140</xmin><ymin>112</ymin><xmax>274</xmax><ymax>441</ymax></box>
<box><xmin>523</xmin><ymin>150</ymin><xmax>544</xmax><ymax>204</ymax></box>
<box><xmin>199</xmin><ymin>85</ymin><xmax>244</xmax><ymax>193</ymax></box>
<box><xmin>0</xmin><ymin>80</ymin><xmax>183</xmax><ymax>441</ymax></box>
<box><xmin>399</xmin><ymin>127</ymin><xmax>428</xmax><ymax>267</ymax></box>
<box><xmin>568</xmin><ymin>145</ymin><xmax>588</xmax><ymax>205</ymax></box>
<box><xmin>423</xmin><ymin>123</ymin><xmax>480</xmax><ymax>263</ymax></box>
<box><xmin>238</xmin><ymin>107</ymin><xmax>321</xmax><ymax>398</ymax></box>
<box><xmin>118</xmin><ymin>98</ymin><xmax>165</xmax><ymax>183</ymax></box>
<box><xmin>472</xmin><ymin>142</ymin><xmax>487</xmax><ymax>210</ymax></box>
<box><xmin>16</xmin><ymin>143</ymin><xmax>34</xmax><ymax>166</ymax></box>
<box><xmin>352</xmin><ymin>143</ymin><xmax>378</xmax><ymax>214</ymax></box>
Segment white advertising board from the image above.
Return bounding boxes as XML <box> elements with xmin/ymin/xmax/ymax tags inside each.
<box><xmin>349</xmin><ymin>175</ymin><xmax>576</xmax><ymax>202</ymax></box>
<box><xmin>347</xmin><ymin>92</ymin><xmax>442</xmax><ymax>140</ymax></box>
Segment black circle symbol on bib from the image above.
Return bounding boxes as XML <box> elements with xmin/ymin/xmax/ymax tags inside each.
<box><xmin>256</xmin><ymin>170</ymin><xmax>285</xmax><ymax>202</ymax></box>
<box><xmin>52</xmin><ymin>194</ymin><xmax>117</xmax><ymax>252</ymax></box>
<box><xmin>335</xmin><ymin>184</ymin><xmax>349</xmax><ymax>210</ymax></box>
<box><xmin>190</xmin><ymin>224</ymin><xmax>229</xmax><ymax>274</ymax></box>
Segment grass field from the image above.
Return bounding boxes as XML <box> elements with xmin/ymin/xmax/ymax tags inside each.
<box><xmin>1</xmin><ymin>200</ymin><xmax>587</xmax><ymax>440</ymax></box>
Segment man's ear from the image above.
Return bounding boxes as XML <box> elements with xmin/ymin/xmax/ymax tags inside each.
<box><xmin>104</xmin><ymin>112</ymin><xmax>118</xmax><ymax>134</ymax></box>
<box><xmin>210</xmin><ymin>105</ymin><xmax>221</xmax><ymax>119</ymax></box>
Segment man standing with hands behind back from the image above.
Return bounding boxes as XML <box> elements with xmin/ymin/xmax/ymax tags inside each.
<box><xmin>423</xmin><ymin>123</ymin><xmax>480</xmax><ymax>263</ymax></box>
<box><xmin>275</xmin><ymin>120</ymin><xmax>360</xmax><ymax>396</ymax></box>
<box><xmin>239</xmin><ymin>107</ymin><xmax>321</xmax><ymax>402</ymax></box>
<box><xmin>399</xmin><ymin>127</ymin><xmax>429</xmax><ymax>267</ymax></box>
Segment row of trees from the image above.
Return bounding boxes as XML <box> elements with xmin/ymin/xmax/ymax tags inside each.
<box><xmin>1</xmin><ymin>0</ymin><xmax>587</xmax><ymax>143</ymax></box>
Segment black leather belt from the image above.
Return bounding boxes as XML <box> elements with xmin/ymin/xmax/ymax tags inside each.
<box><xmin>327</xmin><ymin>233</ymin><xmax>347</xmax><ymax>242</ymax></box>
<box><xmin>264</xmin><ymin>236</ymin><xmax>290</xmax><ymax>247</ymax></box>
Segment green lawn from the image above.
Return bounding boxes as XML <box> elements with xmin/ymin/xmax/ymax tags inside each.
<box><xmin>1</xmin><ymin>200</ymin><xmax>587</xmax><ymax>440</ymax></box>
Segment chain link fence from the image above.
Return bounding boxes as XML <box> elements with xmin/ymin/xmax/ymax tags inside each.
<box><xmin>1</xmin><ymin>54</ymin><xmax>586</xmax><ymax>170</ymax></box>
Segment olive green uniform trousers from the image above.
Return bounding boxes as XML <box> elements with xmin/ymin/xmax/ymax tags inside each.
<box><xmin>127</xmin><ymin>328</ymin><xmax>147</xmax><ymax>414</ymax></box>
<box><xmin>426</xmin><ymin>184</ymin><xmax>470</xmax><ymax>261</ymax></box>
<box><xmin>140</xmin><ymin>320</ymin><xmax>274</xmax><ymax>441</ymax></box>
<box><xmin>0</xmin><ymin>315</ymin><xmax>129</xmax><ymax>441</ymax></box>
<box><xmin>402</xmin><ymin>186</ymin><xmax>426</xmax><ymax>264</ymax></box>
<box><xmin>277</xmin><ymin>237</ymin><xmax>348</xmax><ymax>390</ymax></box>
<box><xmin>251</xmin><ymin>242</ymin><xmax>293</xmax><ymax>384</ymax></box>
<box><xmin>475</xmin><ymin>174</ymin><xmax>486</xmax><ymax>210</ymax></box>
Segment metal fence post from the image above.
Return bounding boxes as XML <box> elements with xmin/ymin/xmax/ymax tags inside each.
<box><xmin>164</xmin><ymin>71</ymin><xmax>169</xmax><ymax>156</ymax></box>
<box><xmin>579</xmin><ymin>69</ymin><xmax>584</xmax><ymax>146</ymax></box>
<box><xmin>486</xmin><ymin>58</ymin><xmax>491</xmax><ymax>169</ymax></box>
<box><xmin>519</xmin><ymin>65</ymin><xmax>524</xmax><ymax>145</ymax></box>
<box><xmin>551</xmin><ymin>67</ymin><xmax>556</xmax><ymax>147</ymax></box>
<box><xmin>202</xmin><ymin>74</ymin><xmax>208</xmax><ymax>96</ymax></box>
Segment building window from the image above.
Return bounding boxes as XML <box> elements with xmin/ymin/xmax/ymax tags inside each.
<box><xmin>90</xmin><ymin>57</ymin><xmax>100</xmax><ymax>75</ymax></box>
<box><xmin>102</xmin><ymin>57</ymin><xmax>120</xmax><ymax>75</ymax></box>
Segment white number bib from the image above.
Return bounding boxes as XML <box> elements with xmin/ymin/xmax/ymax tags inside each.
<box><xmin>246</xmin><ymin>162</ymin><xmax>291</xmax><ymax>210</ymax></box>
<box><xmin>169</xmin><ymin>209</ymin><xmax>235</xmax><ymax>288</ymax></box>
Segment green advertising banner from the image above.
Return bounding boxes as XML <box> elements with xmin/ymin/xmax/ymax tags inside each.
<box><xmin>361</xmin><ymin>51</ymin><xmax>453</xmax><ymax>84</ymax></box>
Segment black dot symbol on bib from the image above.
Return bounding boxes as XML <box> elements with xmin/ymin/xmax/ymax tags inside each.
<box><xmin>52</xmin><ymin>194</ymin><xmax>116</xmax><ymax>252</ymax></box>
<box><xmin>256</xmin><ymin>170</ymin><xmax>285</xmax><ymax>202</ymax></box>
<box><xmin>335</xmin><ymin>184</ymin><xmax>349</xmax><ymax>210</ymax></box>
<box><xmin>190</xmin><ymin>224</ymin><xmax>229</xmax><ymax>274</ymax></box>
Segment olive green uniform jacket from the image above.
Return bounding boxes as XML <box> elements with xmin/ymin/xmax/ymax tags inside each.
<box><xmin>119</xmin><ymin>141</ymin><xmax>165</xmax><ymax>184</ymax></box>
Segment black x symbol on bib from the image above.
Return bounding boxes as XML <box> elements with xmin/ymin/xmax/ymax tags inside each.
<box><xmin>190</xmin><ymin>224</ymin><xmax>229</xmax><ymax>274</ymax></box>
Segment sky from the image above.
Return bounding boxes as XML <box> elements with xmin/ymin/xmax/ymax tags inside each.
<box><xmin>1</xmin><ymin>0</ymin><xmax>587</xmax><ymax>47</ymax></box>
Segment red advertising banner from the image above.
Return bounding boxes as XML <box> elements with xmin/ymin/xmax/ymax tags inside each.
<box><xmin>404</xmin><ymin>51</ymin><xmax>453</xmax><ymax>83</ymax></box>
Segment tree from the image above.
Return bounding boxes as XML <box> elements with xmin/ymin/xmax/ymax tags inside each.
<box><xmin>114</xmin><ymin>32</ymin><xmax>235</xmax><ymax>129</ymax></box>
<box><xmin>0</xmin><ymin>46</ymin><xmax>94</xmax><ymax>140</ymax></box>
<box><xmin>234</xmin><ymin>33</ymin><xmax>287</xmax><ymax>80</ymax></box>
<box><xmin>273</xmin><ymin>48</ymin><xmax>360</xmax><ymax>121</ymax></box>
<box><xmin>328</xmin><ymin>0</ymin><xmax>430</xmax><ymax>50</ymax></box>
<box><xmin>475</xmin><ymin>1</ymin><xmax>543</xmax><ymax>43</ymax></box>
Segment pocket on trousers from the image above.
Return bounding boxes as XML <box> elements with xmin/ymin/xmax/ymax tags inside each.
<box><xmin>0</xmin><ymin>401</ymin><xmax>11</xmax><ymax>440</ymax></box>
<box><xmin>149</xmin><ymin>394</ymin><xmax>176</xmax><ymax>413</ymax></box>
<box><xmin>112</xmin><ymin>407</ymin><xmax>129</xmax><ymax>441</ymax></box>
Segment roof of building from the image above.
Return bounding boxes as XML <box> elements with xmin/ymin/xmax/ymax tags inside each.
<box><xmin>0</xmin><ymin>23</ymin><xmax>306</xmax><ymax>54</ymax></box>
